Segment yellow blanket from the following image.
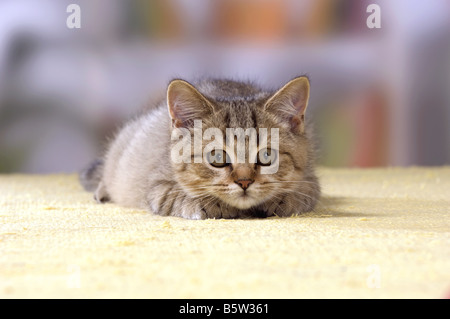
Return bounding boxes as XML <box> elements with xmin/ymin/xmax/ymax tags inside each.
<box><xmin>1</xmin><ymin>167</ymin><xmax>449</xmax><ymax>298</ymax></box>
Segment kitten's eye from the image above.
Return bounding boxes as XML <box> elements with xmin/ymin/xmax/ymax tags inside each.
<box><xmin>257</xmin><ymin>148</ymin><xmax>277</xmax><ymax>166</ymax></box>
<box><xmin>207</xmin><ymin>149</ymin><xmax>230</xmax><ymax>168</ymax></box>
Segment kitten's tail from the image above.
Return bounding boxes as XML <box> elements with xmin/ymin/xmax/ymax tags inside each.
<box><xmin>79</xmin><ymin>159</ymin><xmax>104</xmax><ymax>192</ymax></box>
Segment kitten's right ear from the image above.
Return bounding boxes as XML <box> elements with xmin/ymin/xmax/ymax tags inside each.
<box><xmin>264</xmin><ymin>76</ymin><xmax>310</xmax><ymax>133</ymax></box>
<box><xmin>167</xmin><ymin>80</ymin><xmax>214</xmax><ymax>128</ymax></box>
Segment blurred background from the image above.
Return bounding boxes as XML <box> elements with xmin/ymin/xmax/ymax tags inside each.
<box><xmin>0</xmin><ymin>0</ymin><xmax>449</xmax><ymax>173</ymax></box>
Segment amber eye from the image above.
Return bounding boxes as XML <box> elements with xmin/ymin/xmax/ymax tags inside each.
<box><xmin>257</xmin><ymin>148</ymin><xmax>277</xmax><ymax>166</ymax></box>
<box><xmin>207</xmin><ymin>149</ymin><xmax>230</xmax><ymax>168</ymax></box>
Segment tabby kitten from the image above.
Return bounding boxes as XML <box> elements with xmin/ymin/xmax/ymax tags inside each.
<box><xmin>80</xmin><ymin>76</ymin><xmax>320</xmax><ymax>219</ymax></box>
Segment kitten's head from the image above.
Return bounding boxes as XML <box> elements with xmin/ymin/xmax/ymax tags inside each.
<box><xmin>167</xmin><ymin>77</ymin><xmax>314</xmax><ymax>210</ymax></box>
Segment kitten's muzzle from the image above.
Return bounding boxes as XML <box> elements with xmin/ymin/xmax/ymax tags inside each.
<box><xmin>235</xmin><ymin>178</ymin><xmax>254</xmax><ymax>190</ymax></box>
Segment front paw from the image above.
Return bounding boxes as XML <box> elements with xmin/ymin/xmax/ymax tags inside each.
<box><xmin>201</xmin><ymin>202</ymin><xmax>240</xmax><ymax>219</ymax></box>
<box><xmin>259</xmin><ymin>197</ymin><xmax>295</xmax><ymax>217</ymax></box>
<box><xmin>180</xmin><ymin>204</ymin><xmax>207</xmax><ymax>220</ymax></box>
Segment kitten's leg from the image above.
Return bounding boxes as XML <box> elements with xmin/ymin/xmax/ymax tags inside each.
<box><xmin>147</xmin><ymin>182</ymin><xmax>207</xmax><ymax>220</ymax></box>
<box><xmin>260</xmin><ymin>177</ymin><xmax>321</xmax><ymax>217</ymax></box>
<box><xmin>146</xmin><ymin>182</ymin><xmax>243</xmax><ymax>219</ymax></box>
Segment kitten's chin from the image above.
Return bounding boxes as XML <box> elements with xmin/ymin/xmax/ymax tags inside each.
<box><xmin>227</xmin><ymin>193</ymin><xmax>261</xmax><ymax>210</ymax></box>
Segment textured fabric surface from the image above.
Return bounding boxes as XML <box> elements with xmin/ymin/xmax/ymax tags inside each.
<box><xmin>0</xmin><ymin>167</ymin><xmax>449</xmax><ymax>298</ymax></box>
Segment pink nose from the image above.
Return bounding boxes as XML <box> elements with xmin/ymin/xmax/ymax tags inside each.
<box><xmin>235</xmin><ymin>179</ymin><xmax>254</xmax><ymax>190</ymax></box>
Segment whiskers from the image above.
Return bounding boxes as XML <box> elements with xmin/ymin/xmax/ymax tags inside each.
<box><xmin>147</xmin><ymin>178</ymin><xmax>323</xmax><ymax>218</ymax></box>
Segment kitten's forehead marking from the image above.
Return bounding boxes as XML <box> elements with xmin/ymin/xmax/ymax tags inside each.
<box><xmin>226</xmin><ymin>102</ymin><xmax>258</xmax><ymax>129</ymax></box>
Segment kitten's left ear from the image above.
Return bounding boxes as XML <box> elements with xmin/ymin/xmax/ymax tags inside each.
<box><xmin>264</xmin><ymin>76</ymin><xmax>310</xmax><ymax>133</ymax></box>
